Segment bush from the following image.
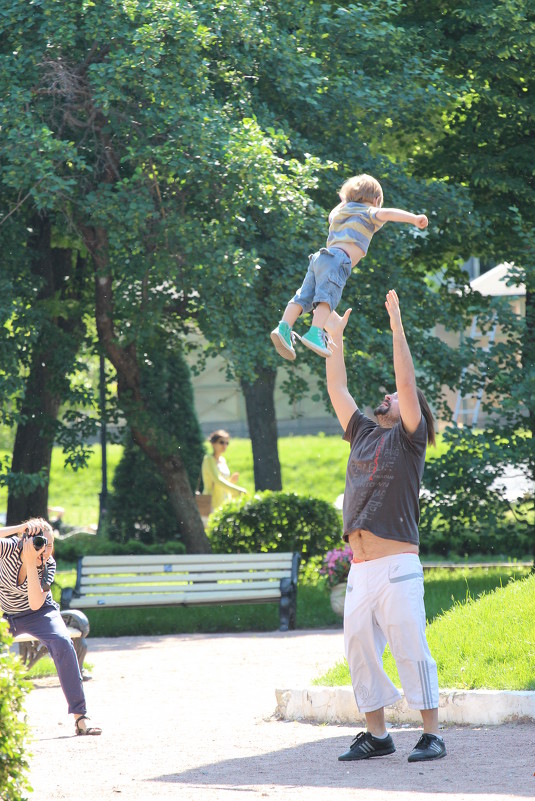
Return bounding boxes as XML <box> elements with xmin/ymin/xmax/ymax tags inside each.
<box><xmin>106</xmin><ymin>437</ymin><xmax>185</xmax><ymax>544</ymax></box>
<box><xmin>207</xmin><ymin>491</ymin><xmax>343</xmax><ymax>560</ymax></box>
<box><xmin>53</xmin><ymin>533</ymin><xmax>186</xmax><ymax>564</ymax></box>
<box><xmin>0</xmin><ymin>620</ymin><xmax>31</xmax><ymax>801</ymax></box>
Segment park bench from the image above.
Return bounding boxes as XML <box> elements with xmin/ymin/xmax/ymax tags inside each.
<box><xmin>9</xmin><ymin>609</ymin><xmax>90</xmax><ymax>674</ymax></box>
<box><xmin>61</xmin><ymin>552</ymin><xmax>301</xmax><ymax>632</ymax></box>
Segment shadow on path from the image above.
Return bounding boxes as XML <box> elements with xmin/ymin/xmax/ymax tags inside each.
<box><xmin>149</xmin><ymin>727</ymin><xmax>534</xmax><ymax>796</ymax></box>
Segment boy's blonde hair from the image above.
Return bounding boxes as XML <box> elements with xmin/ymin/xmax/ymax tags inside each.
<box><xmin>339</xmin><ymin>174</ymin><xmax>384</xmax><ymax>207</ymax></box>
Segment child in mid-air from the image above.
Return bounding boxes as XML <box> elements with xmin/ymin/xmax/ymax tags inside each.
<box><xmin>270</xmin><ymin>174</ymin><xmax>428</xmax><ymax>359</ymax></box>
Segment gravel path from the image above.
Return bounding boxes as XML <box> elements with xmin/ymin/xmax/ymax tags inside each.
<box><xmin>25</xmin><ymin>629</ymin><xmax>534</xmax><ymax>800</ymax></box>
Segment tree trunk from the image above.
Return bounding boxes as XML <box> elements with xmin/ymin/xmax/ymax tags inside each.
<box><xmin>143</xmin><ymin>449</ymin><xmax>211</xmax><ymax>554</ymax></box>
<box><xmin>87</xmin><ymin>225</ymin><xmax>211</xmax><ymax>553</ymax></box>
<box><xmin>6</xmin><ymin>218</ymin><xmax>79</xmax><ymax>525</ymax></box>
<box><xmin>6</xmin><ymin>354</ymin><xmax>60</xmax><ymax>523</ymax></box>
<box><xmin>241</xmin><ymin>367</ymin><xmax>282</xmax><ymax>491</ymax></box>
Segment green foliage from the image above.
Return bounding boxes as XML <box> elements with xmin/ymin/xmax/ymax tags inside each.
<box><xmin>0</xmin><ymin>465</ymin><xmax>48</xmax><ymax>496</ymax></box>
<box><xmin>0</xmin><ymin>620</ymin><xmax>31</xmax><ymax>801</ymax></box>
<box><xmin>409</xmin><ymin>0</ymin><xmax>535</xmax><ymax>546</ymax></box>
<box><xmin>0</xmin><ymin>0</ymin><xmax>471</xmax><ymax>422</ymax></box>
<box><xmin>4</xmin><ymin>432</ymin><xmax>530</xmax><ymax>562</ymax></box>
<box><xmin>53</xmin><ymin>533</ymin><xmax>185</xmax><ymax>563</ymax></box>
<box><xmin>207</xmin><ymin>491</ymin><xmax>342</xmax><ymax>561</ymax></box>
<box><xmin>420</xmin><ymin>427</ymin><xmax>533</xmax><ymax>558</ymax></box>
<box><xmin>0</xmin><ymin>0</ymin><xmax>532</xmax><ymax>554</ymax></box>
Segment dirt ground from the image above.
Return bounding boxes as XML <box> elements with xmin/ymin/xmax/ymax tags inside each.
<box><xmin>24</xmin><ymin>629</ymin><xmax>534</xmax><ymax>801</ymax></box>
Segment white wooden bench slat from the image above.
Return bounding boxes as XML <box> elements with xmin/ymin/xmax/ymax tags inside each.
<box><xmin>77</xmin><ymin>579</ymin><xmax>288</xmax><ymax>596</ymax></box>
<box><xmin>80</xmin><ymin>559</ymin><xmax>293</xmax><ymax>576</ymax></box>
<box><xmin>79</xmin><ymin>570</ymin><xmax>290</xmax><ymax>586</ymax></box>
<box><xmin>73</xmin><ymin>589</ymin><xmax>283</xmax><ymax>608</ymax></box>
<box><xmin>80</xmin><ymin>553</ymin><xmax>294</xmax><ymax>568</ymax></box>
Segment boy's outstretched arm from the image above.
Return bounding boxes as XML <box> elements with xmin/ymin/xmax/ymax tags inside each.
<box><xmin>324</xmin><ymin>309</ymin><xmax>358</xmax><ymax>431</ymax></box>
<box><xmin>375</xmin><ymin>208</ymin><xmax>428</xmax><ymax>229</ymax></box>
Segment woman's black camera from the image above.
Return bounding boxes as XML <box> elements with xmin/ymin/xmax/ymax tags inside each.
<box><xmin>32</xmin><ymin>534</ymin><xmax>49</xmax><ymax>550</ymax></box>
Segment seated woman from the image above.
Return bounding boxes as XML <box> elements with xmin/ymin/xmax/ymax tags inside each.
<box><xmin>0</xmin><ymin>517</ymin><xmax>101</xmax><ymax>736</ymax></box>
<box><xmin>201</xmin><ymin>429</ymin><xmax>247</xmax><ymax>512</ymax></box>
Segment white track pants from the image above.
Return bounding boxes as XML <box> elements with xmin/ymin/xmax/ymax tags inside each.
<box><xmin>343</xmin><ymin>553</ymin><xmax>439</xmax><ymax>713</ymax></box>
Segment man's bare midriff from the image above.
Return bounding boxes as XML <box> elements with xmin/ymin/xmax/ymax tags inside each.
<box><xmin>347</xmin><ymin>528</ymin><xmax>419</xmax><ymax>561</ymax></box>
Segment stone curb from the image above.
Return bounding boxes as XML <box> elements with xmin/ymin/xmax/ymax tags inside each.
<box><xmin>275</xmin><ymin>686</ymin><xmax>535</xmax><ymax>726</ymax></box>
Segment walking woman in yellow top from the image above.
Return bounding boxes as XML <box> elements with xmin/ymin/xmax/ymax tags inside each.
<box><xmin>201</xmin><ymin>430</ymin><xmax>247</xmax><ymax>511</ymax></box>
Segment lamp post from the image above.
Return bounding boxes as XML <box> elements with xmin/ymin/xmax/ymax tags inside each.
<box><xmin>97</xmin><ymin>351</ymin><xmax>108</xmax><ymax>533</ymax></box>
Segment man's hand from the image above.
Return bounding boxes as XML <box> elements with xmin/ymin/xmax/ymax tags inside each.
<box><xmin>325</xmin><ymin>308</ymin><xmax>352</xmax><ymax>342</ymax></box>
<box><xmin>385</xmin><ymin>290</ymin><xmax>403</xmax><ymax>334</ymax></box>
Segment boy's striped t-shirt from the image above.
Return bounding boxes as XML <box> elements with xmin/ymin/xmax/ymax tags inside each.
<box><xmin>327</xmin><ymin>201</ymin><xmax>383</xmax><ymax>256</ymax></box>
<box><xmin>0</xmin><ymin>536</ymin><xmax>56</xmax><ymax>614</ymax></box>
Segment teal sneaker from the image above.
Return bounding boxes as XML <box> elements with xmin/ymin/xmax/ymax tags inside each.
<box><xmin>270</xmin><ymin>321</ymin><xmax>296</xmax><ymax>361</ymax></box>
<box><xmin>300</xmin><ymin>326</ymin><xmax>333</xmax><ymax>358</ymax></box>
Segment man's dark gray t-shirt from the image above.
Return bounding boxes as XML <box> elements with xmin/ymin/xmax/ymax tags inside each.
<box><xmin>342</xmin><ymin>409</ymin><xmax>428</xmax><ymax>545</ymax></box>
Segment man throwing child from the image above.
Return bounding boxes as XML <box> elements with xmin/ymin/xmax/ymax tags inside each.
<box><xmin>325</xmin><ymin>289</ymin><xmax>446</xmax><ymax>763</ymax></box>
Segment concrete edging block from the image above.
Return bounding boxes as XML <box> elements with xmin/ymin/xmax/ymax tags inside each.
<box><xmin>274</xmin><ymin>686</ymin><xmax>535</xmax><ymax>726</ymax></box>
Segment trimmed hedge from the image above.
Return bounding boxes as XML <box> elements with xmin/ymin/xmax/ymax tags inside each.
<box><xmin>53</xmin><ymin>534</ymin><xmax>186</xmax><ymax>564</ymax></box>
<box><xmin>207</xmin><ymin>491</ymin><xmax>343</xmax><ymax>560</ymax></box>
<box><xmin>0</xmin><ymin>620</ymin><xmax>31</xmax><ymax>801</ymax></box>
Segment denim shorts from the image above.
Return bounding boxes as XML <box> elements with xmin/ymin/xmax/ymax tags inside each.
<box><xmin>291</xmin><ymin>247</ymin><xmax>352</xmax><ymax>314</ymax></box>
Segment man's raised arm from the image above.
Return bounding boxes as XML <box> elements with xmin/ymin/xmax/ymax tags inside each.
<box><xmin>325</xmin><ymin>308</ymin><xmax>358</xmax><ymax>431</ymax></box>
<box><xmin>385</xmin><ymin>289</ymin><xmax>421</xmax><ymax>435</ymax></box>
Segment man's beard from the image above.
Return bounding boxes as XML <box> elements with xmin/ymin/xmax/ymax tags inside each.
<box><xmin>374</xmin><ymin>400</ymin><xmax>390</xmax><ymax>417</ymax></box>
<box><xmin>374</xmin><ymin>400</ymin><xmax>396</xmax><ymax>427</ymax></box>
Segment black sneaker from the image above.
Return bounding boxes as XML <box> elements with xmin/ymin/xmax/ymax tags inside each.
<box><xmin>338</xmin><ymin>731</ymin><xmax>396</xmax><ymax>761</ymax></box>
<box><xmin>408</xmin><ymin>733</ymin><xmax>446</xmax><ymax>762</ymax></box>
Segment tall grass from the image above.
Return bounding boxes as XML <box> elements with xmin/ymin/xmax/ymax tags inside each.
<box><xmin>421</xmin><ymin>565</ymin><xmax>531</xmax><ymax>621</ymax></box>
<box><xmin>315</xmin><ymin>572</ymin><xmax>535</xmax><ymax>691</ymax></box>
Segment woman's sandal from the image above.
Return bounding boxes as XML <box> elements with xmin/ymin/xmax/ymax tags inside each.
<box><xmin>75</xmin><ymin>715</ymin><xmax>102</xmax><ymax>736</ymax></box>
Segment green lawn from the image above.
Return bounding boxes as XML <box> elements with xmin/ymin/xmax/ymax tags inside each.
<box><xmin>314</xmin><ymin>572</ymin><xmax>535</xmax><ymax>691</ymax></box>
